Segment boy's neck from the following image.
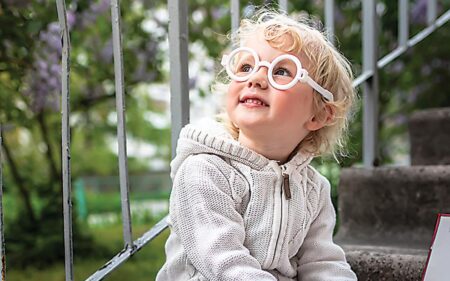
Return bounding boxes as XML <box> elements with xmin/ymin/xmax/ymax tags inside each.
<box><xmin>237</xmin><ymin>131</ymin><xmax>302</xmax><ymax>164</ymax></box>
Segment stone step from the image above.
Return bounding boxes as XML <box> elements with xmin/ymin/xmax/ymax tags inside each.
<box><xmin>335</xmin><ymin>165</ymin><xmax>450</xmax><ymax>249</ymax></box>
<box><xmin>409</xmin><ymin>107</ymin><xmax>450</xmax><ymax>165</ymax></box>
<box><xmin>339</xmin><ymin>245</ymin><xmax>427</xmax><ymax>281</ymax></box>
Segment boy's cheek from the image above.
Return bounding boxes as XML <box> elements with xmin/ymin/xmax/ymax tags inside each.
<box><xmin>227</xmin><ymin>82</ymin><xmax>241</xmax><ymax>101</ymax></box>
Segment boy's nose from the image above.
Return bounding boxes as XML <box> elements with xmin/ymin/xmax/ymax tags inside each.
<box><xmin>246</xmin><ymin>67</ymin><xmax>268</xmax><ymax>89</ymax></box>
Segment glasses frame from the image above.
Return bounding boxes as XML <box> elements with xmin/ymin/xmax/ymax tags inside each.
<box><xmin>221</xmin><ymin>47</ymin><xmax>334</xmax><ymax>102</ymax></box>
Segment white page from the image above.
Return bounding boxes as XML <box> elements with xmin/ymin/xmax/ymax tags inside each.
<box><xmin>423</xmin><ymin>215</ymin><xmax>450</xmax><ymax>281</ymax></box>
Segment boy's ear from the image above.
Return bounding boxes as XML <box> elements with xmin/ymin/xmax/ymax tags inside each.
<box><xmin>305</xmin><ymin>104</ymin><xmax>335</xmax><ymax>131</ymax></box>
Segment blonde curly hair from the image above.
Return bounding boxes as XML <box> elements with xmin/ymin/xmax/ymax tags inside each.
<box><xmin>215</xmin><ymin>9</ymin><xmax>356</xmax><ymax>158</ymax></box>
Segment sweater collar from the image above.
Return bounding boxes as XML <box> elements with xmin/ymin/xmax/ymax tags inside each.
<box><xmin>171</xmin><ymin>119</ymin><xmax>313</xmax><ymax>177</ymax></box>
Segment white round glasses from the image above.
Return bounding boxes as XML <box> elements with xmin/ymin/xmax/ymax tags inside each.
<box><xmin>221</xmin><ymin>47</ymin><xmax>334</xmax><ymax>102</ymax></box>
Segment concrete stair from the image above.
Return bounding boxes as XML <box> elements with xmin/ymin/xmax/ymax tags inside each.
<box><xmin>409</xmin><ymin>108</ymin><xmax>450</xmax><ymax>166</ymax></box>
<box><xmin>335</xmin><ymin>108</ymin><xmax>450</xmax><ymax>280</ymax></box>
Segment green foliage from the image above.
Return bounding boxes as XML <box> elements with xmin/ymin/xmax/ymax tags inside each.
<box><xmin>4</xmin><ymin>179</ymin><xmax>95</xmax><ymax>268</ymax></box>
<box><xmin>1</xmin><ymin>0</ymin><xmax>171</xmax><ymax>267</ymax></box>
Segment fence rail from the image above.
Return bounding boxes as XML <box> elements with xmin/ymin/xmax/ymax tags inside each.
<box><xmin>0</xmin><ymin>1</ymin><xmax>448</xmax><ymax>280</ymax></box>
<box><xmin>85</xmin><ymin>215</ymin><xmax>168</xmax><ymax>281</ymax></box>
<box><xmin>0</xmin><ymin>125</ymin><xmax>5</xmax><ymax>281</ymax></box>
<box><xmin>110</xmin><ymin>0</ymin><xmax>134</xmax><ymax>254</ymax></box>
<box><xmin>55</xmin><ymin>0</ymin><xmax>74</xmax><ymax>280</ymax></box>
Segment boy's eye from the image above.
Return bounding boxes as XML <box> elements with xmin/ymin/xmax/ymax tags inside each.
<box><xmin>273</xmin><ymin>67</ymin><xmax>292</xmax><ymax>77</ymax></box>
<box><xmin>240</xmin><ymin>64</ymin><xmax>253</xmax><ymax>73</ymax></box>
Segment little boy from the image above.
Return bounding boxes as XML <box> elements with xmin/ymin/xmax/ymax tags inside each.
<box><xmin>157</xmin><ymin>9</ymin><xmax>356</xmax><ymax>281</ymax></box>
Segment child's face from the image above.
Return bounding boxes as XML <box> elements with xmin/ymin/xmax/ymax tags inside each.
<box><xmin>226</xmin><ymin>34</ymin><xmax>318</xmax><ymax>147</ymax></box>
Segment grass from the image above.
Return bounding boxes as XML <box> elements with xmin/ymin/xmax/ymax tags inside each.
<box><xmin>7</xmin><ymin>223</ymin><xmax>170</xmax><ymax>281</ymax></box>
<box><xmin>83</xmin><ymin>190</ymin><xmax>170</xmax><ymax>214</ymax></box>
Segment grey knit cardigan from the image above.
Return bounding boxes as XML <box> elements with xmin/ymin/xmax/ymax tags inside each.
<box><xmin>156</xmin><ymin>119</ymin><xmax>356</xmax><ymax>281</ymax></box>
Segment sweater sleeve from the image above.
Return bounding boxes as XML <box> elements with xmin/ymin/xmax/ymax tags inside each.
<box><xmin>169</xmin><ymin>155</ymin><xmax>276</xmax><ymax>281</ymax></box>
<box><xmin>296</xmin><ymin>176</ymin><xmax>357</xmax><ymax>281</ymax></box>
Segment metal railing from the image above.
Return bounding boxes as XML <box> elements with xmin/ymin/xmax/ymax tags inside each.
<box><xmin>0</xmin><ymin>125</ymin><xmax>5</xmax><ymax>280</ymax></box>
<box><xmin>353</xmin><ymin>0</ymin><xmax>450</xmax><ymax>167</ymax></box>
<box><xmin>0</xmin><ymin>0</ymin><xmax>448</xmax><ymax>280</ymax></box>
<box><xmin>56</xmin><ymin>1</ymin><xmax>74</xmax><ymax>280</ymax></box>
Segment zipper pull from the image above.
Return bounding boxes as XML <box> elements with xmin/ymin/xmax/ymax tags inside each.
<box><xmin>283</xmin><ymin>173</ymin><xmax>291</xmax><ymax>200</ymax></box>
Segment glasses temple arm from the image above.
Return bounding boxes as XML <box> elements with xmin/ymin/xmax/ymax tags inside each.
<box><xmin>303</xmin><ymin>76</ymin><xmax>334</xmax><ymax>102</ymax></box>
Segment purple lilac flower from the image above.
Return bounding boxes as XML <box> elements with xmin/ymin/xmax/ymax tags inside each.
<box><xmin>411</xmin><ymin>0</ymin><xmax>427</xmax><ymax>24</ymax></box>
<box><xmin>24</xmin><ymin>21</ymin><xmax>62</xmax><ymax>113</ymax></box>
<box><xmin>91</xmin><ymin>0</ymin><xmax>109</xmax><ymax>14</ymax></box>
<box><xmin>76</xmin><ymin>0</ymin><xmax>110</xmax><ymax>29</ymax></box>
<box><xmin>67</xmin><ymin>10</ymin><xmax>77</xmax><ymax>30</ymax></box>
<box><xmin>411</xmin><ymin>0</ymin><xmax>443</xmax><ymax>24</ymax></box>
<box><xmin>408</xmin><ymin>86</ymin><xmax>425</xmax><ymax>103</ymax></box>
<box><xmin>24</xmin><ymin>0</ymin><xmax>114</xmax><ymax>112</ymax></box>
<box><xmin>39</xmin><ymin>23</ymin><xmax>62</xmax><ymax>53</ymax></box>
<box><xmin>393</xmin><ymin>114</ymin><xmax>408</xmax><ymax>126</ymax></box>
<box><xmin>99</xmin><ymin>39</ymin><xmax>113</xmax><ymax>64</ymax></box>
<box><xmin>129</xmin><ymin>39</ymin><xmax>159</xmax><ymax>82</ymax></box>
<box><xmin>211</xmin><ymin>7</ymin><xmax>228</xmax><ymax>20</ymax></box>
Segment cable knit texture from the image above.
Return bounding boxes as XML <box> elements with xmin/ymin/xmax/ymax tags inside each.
<box><xmin>156</xmin><ymin>119</ymin><xmax>356</xmax><ymax>281</ymax></box>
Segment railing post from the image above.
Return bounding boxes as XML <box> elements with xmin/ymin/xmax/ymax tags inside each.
<box><xmin>231</xmin><ymin>0</ymin><xmax>240</xmax><ymax>35</ymax></box>
<box><xmin>324</xmin><ymin>0</ymin><xmax>335</xmax><ymax>45</ymax></box>
<box><xmin>427</xmin><ymin>0</ymin><xmax>437</xmax><ymax>26</ymax></box>
<box><xmin>278</xmin><ymin>0</ymin><xmax>288</xmax><ymax>12</ymax></box>
<box><xmin>399</xmin><ymin>0</ymin><xmax>409</xmax><ymax>48</ymax></box>
<box><xmin>55</xmin><ymin>0</ymin><xmax>73</xmax><ymax>280</ymax></box>
<box><xmin>168</xmin><ymin>0</ymin><xmax>190</xmax><ymax>158</ymax></box>
<box><xmin>362</xmin><ymin>0</ymin><xmax>379</xmax><ymax>167</ymax></box>
<box><xmin>0</xmin><ymin>124</ymin><xmax>5</xmax><ymax>281</ymax></box>
<box><xmin>110</xmin><ymin>0</ymin><xmax>133</xmax><ymax>248</ymax></box>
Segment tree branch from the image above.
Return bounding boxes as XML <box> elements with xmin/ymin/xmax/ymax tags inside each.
<box><xmin>2</xmin><ymin>136</ymin><xmax>36</xmax><ymax>223</ymax></box>
<box><xmin>37</xmin><ymin>112</ymin><xmax>60</xmax><ymax>184</ymax></box>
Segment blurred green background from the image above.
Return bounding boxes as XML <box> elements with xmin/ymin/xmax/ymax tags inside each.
<box><xmin>1</xmin><ymin>0</ymin><xmax>449</xmax><ymax>280</ymax></box>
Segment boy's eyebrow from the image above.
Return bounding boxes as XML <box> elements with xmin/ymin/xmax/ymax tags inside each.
<box><xmin>240</xmin><ymin>54</ymin><xmax>253</xmax><ymax>59</ymax></box>
<box><xmin>236</xmin><ymin>55</ymin><xmax>253</xmax><ymax>62</ymax></box>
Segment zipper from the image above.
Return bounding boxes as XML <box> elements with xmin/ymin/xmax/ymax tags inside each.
<box><xmin>267</xmin><ymin>163</ymin><xmax>291</xmax><ymax>269</ymax></box>
<box><xmin>281</xmin><ymin>165</ymin><xmax>291</xmax><ymax>200</ymax></box>
<box><xmin>268</xmin><ymin>176</ymin><xmax>284</xmax><ymax>269</ymax></box>
<box><xmin>283</xmin><ymin>173</ymin><xmax>291</xmax><ymax>200</ymax></box>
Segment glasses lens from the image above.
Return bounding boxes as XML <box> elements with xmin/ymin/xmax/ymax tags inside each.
<box><xmin>271</xmin><ymin>57</ymin><xmax>297</xmax><ymax>86</ymax></box>
<box><xmin>229</xmin><ymin>50</ymin><xmax>256</xmax><ymax>78</ymax></box>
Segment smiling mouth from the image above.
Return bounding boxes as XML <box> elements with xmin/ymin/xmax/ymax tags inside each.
<box><xmin>240</xmin><ymin>98</ymin><xmax>269</xmax><ymax>107</ymax></box>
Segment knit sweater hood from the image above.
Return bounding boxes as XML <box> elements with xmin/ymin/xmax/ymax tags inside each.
<box><xmin>170</xmin><ymin>118</ymin><xmax>313</xmax><ymax>180</ymax></box>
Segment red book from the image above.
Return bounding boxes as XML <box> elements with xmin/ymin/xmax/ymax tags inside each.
<box><xmin>422</xmin><ymin>214</ymin><xmax>450</xmax><ymax>281</ymax></box>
